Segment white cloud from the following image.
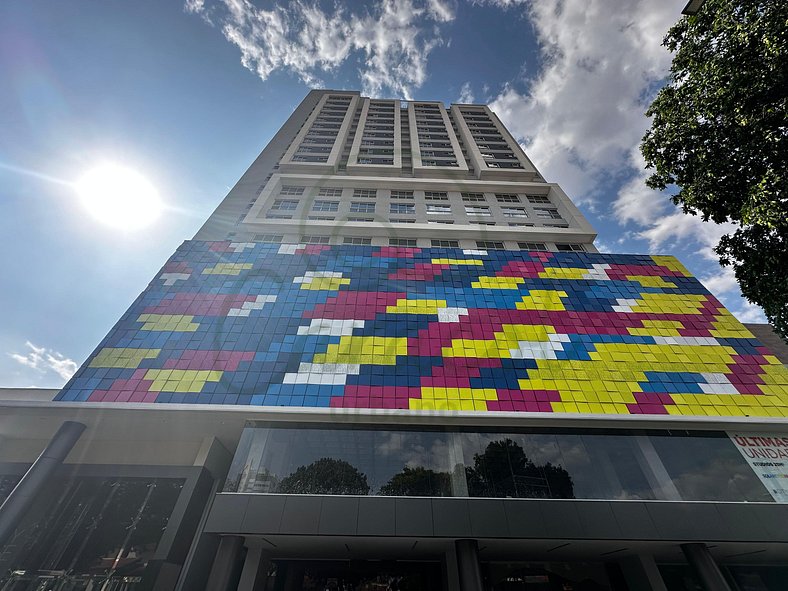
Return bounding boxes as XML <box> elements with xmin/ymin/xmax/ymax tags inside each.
<box><xmin>457</xmin><ymin>81</ymin><xmax>475</xmax><ymax>104</ymax></box>
<box><xmin>427</xmin><ymin>0</ymin><xmax>455</xmax><ymax>22</ymax></box>
<box><xmin>489</xmin><ymin>0</ymin><xmax>683</xmax><ymax>205</ymax></box>
<box><xmin>699</xmin><ymin>266</ymin><xmax>738</xmax><ymax>296</ymax></box>
<box><xmin>471</xmin><ymin>0</ymin><xmax>528</xmax><ymax>7</ymax></box>
<box><xmin>187</xmin><ymin>0</ymin><xmax>455</xmax><ymax>99</ymax></box>
<box><xmin>487</xmin><ymin>0</ymin><xmax>750</xmax><ymax>294</ymax></box>
<box><xmin>10</xmin><ymin>341</ymin><xmax>78</xmax><ymax>381</ymax></box>
<box><xmin>731</xmin><ymin>300</ymin><xmax>766</xmax><ymax>324</ymax></box>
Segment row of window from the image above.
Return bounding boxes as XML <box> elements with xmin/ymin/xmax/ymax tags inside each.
<box><xmin>271</xmin><ymin>200</ymin><xmax>562</xmax><ymax>220</ymax></box>
<box><xmin>266</xmin><ymin>213</ymin><xmax>568</xmax><ymax>229</ymax></box>
<box><xmin>249</xmin><ymin>233</ymin><xmax>585</xmax><ymax>252</ymax></box>
<box><xmin>225</xmin><ymin>425</ymin><xmax>770</xmax><ymax>502</ymax></box>
<box><xmin>279</xmin><ymin>186</ymin><xmax>551</xmax><ymax>205</ymax></box>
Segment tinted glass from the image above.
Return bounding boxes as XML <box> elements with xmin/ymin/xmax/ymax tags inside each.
<box><xmin>226</xmin><ymin>427</ymin><xmax>455</xmax><ymax>496</ymax></box>
<box><xmin>225</xmin><ymin>426</ymin><xmax>773</xmax><ymax>502</ymax></box>
<box><xmin>650</xmin><ymin>433</ymin><xmax>771</xmax><ymax>501</ymax></box>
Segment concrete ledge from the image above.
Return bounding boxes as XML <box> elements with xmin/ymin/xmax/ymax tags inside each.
<box><xmin>203</xmin><ymin>493</ymin><xmax>788</xmax><ymax>543</ymax></box>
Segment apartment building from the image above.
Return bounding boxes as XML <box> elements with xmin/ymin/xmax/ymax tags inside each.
<box><xmin>1</xmin><ymin>90</ymin><xmax>787</xmax><ymax>591</ymax></box>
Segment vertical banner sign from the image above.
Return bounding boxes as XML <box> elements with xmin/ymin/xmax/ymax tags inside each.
<box><xmin>728</xmin><ymin>433</ymin><xmax>788</xmax><ymax>503</ymax></box>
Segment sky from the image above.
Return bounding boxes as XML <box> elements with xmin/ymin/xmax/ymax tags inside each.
<box><xmin>0</xmin><ymin>0</ymin><xmax>766</xmax><ymax>389</ymax></box>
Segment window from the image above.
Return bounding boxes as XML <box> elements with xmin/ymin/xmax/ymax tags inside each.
<box><xmin>353</xmin><ymin>189</ymin><xmax>377</xmax><ymax>199</ymax></box>
<box><xmin>501</xmin><ymin>207</ymin><xmax>528</xmax><ymax>218</ymax></box>
<box><xmin>350</xmin><ymin>202</ymin><xmax>376</xmax><ymax>213</ymax></box>
<box><xmin>347</xmin><ymin>217</ymin><xmax>374</xmax><ymax>222</ymax></box>
<box><xmin>426</xmin><ymin>204</ymin><xmax>452</xmax><ymax>215</ymax></box>
<box><xmin>308</xmin><ymin>216</ymin><xmax>334</xmax><ymax>221</ymax></box>
<box><xmin>544</xmin><ymin>223</ymin><xmax>569</xmax><ymax>228</ymax></box>
<box><xmin>556</xmin><ymin>243</ymin><xmax>586</xmax><ymax>252</ymax></box>
<box><xmin>358</xmin><ymin>157</ymin><xmax>394</xmax><ymax>165</ymax></box>
<box><xmin>465</xmin><ymin>205</ymin><xmax>491</xmax><ymax>216</ymax></box>
<box><xmin>390</xmin><ymin>218</ymin><xmax>416</xmax><ymax>224</ymax></box>
<box><xmin>461</xmin><ymin>193</ymin><xmax>486</xmax><ymax>202</ymax></box>
<box><xmin>271</xmin><ymin>199</ymin><xmax>298</xmax><ymax>211</ymax></box>
<box><xmin>390</xmin><ymin>190</ymin><xmax>414</xmax><ymax>199</ymax></box>
<box><xmin>390</xmin><ymin>238</ymin><xmax>418</xmax><ymax>247</ymax></box>
<box><xmin>527</xmin><ymin>195</ymin><xmax>551</xmax><ymax>204</ymax></box>
<box><xmin>266</xmin><ymin>213</ymin><xmax>292</xmax><ymax>220</ymax></box>
<box><xmin>495</xmin><ymin>193</ymin><xmax>520</xmax><ymax>203</ymax></box>
<box><xmin>477</xmin><ymin>241</ymin><xmax>505</xmax><ymax>250</ymax></box>
<box><xmin>390</xmin><ymin>203</ymin><xmax>415</xmax><ymax>214</ymax></box>
<box><xmin>312</xmin><ymin>200</ymin><xmax>339</xmax><ymax>212</ymax></box>
<box><xmin>300</xmin><ymin>235</ymin><xmax>330</xmax><ymax>244</ymax></box>
<box><xmin>424</xmin><ymin>191</ymin><xmax>448</xmax><ymax>200</ymax></box>
<box><xmin>280</xmin><ymin>185</ymin><xmax>305</xmax><ymax>196</ymax></box>
<box><xmin>225</xmin><ymin>425</ymin><xmax>771</xmax><ymax>502</ymax></box>
<box><xmin>518</xmin><ymin>242</ymin><xmax>547</xmax><ymax>251</ymax></box>
<box><xmin>431</xmin><ymin>239</ymin><xmax>459</xmax><ymax>248</ymax></box>
<box><xmin>428</xmin><ymin>220</ymin><xmax>454</xmax><ymax>224</ymax></box>
<box><xmin>254</xmin><ymin>234</ymin><xmax>283</xmax><ymax>243</ymax></box>
<box><xmin>470</xmin><ymin>221</ymin><xmax>496</xmax><ymax>226</ymax></box>
<box><xmin>343</xmin><ymin>237</ymin><xmax>372</xmax><ymax>245</ymax></box>
<box><xmin>534</xmin><ymin>207</ymin><xmax>563</xmax><ymax>220</ymax></box>
<box><xmin>508</xmin><ymin>223</ymin><xmax>534</xmax><ymax>227</ymax></box>
<box><xmin>318</xmin><ymin>187</ymin><xmax>343</xmax><ymax>197</ymax></box>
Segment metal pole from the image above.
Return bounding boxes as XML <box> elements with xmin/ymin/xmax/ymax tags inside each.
<box><xmin>681</xmin><ymin>543</ymin><xmax>733</xmax><ymax>591</ymax></box>
<box><xmin>0</xmin><ymin>421</ymin><xmax>86</xmax><ymax>548</ymax></box>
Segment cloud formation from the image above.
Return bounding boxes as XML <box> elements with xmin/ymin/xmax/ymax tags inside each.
<box><xmin>10</xmin><ymin>341</ymin><xmax>77</xmax><ymax>381</ymax></box>
<box><xmin>488</xmin><ymin>0</ymin><xmax>764</xmax><ymax>322</ymax></box>
<box><xmin>187</xmin><ymin>0</ymin><xmax>455</xmax><ymax>99</ymax></box>
<box><xmin>457</xmin><ymin>81</ymin><xmax>475</xmax><ymax>104</ymax></box>
<box><xmin>490</xmin><ymin>0</ymin><xmax>683</xmax><ymax>204</ymax></box>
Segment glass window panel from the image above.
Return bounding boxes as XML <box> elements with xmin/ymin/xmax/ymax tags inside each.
<box><xmin>461</xmin><ymin>433</ymin><xmax>575</xmax><ymax>499</ymax></box>
<box><xmin>0</xmin><ymin>476</ymin><xmax>183</xmax><ymax>586</ymax></box>
<box><xmin>227</xmin><ymin>427</ymin><xmax>454</xmax><ymax>497</ymax></box>
<box><xmin>577</xmin><ymin>435</ymin><xmax>656</xmax><ymax>500</ymax></box>
<box><xmin>224</xmin><ymin>426</ymin><xmax>774</xmax><ymax>503</ymax></box>
<box><xmin>649</xmin><ymin>433</ymin><xmax>772</xmax><ymax>501</ymax></box>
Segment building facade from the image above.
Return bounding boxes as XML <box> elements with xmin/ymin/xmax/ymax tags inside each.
<box><xmin>2</xmin><ymin>89</ymin><xmax>788</xmax><ymax>591</ymax></box>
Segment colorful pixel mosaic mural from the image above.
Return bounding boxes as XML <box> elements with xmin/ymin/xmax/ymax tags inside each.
<box><xmin>56</xmin><ymin>241</ymin><xmax>788</xmax><ymax>416</ymax></box>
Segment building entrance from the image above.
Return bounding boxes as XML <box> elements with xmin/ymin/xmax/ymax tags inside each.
<box><xmin>270</xmin><ymin>560</ymin><xmax>444</xmax><ymax>591</ymax></box>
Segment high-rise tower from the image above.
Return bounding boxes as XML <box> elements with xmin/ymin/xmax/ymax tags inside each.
<box><xmin>194</xmin><ymin>90</ymin><xmax>595</xmax><ymax>253</ymax></box>
<box><xmin>2</xmin><ymin>90</ymin><xmax>788</xmax><ymax>591</ymax></box>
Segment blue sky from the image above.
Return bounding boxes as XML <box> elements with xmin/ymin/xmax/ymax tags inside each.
<box><xmin>0</xmin><ymin>0</ymin><xmax>765</xmax><ymax>388</ymax></box>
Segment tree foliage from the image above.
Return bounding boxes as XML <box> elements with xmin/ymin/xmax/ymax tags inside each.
<box><xmin>465</xmin><ymin>439</ymin><xmax>574</xmax><ymax>499</ymax></box>
<box><xmin>277</xmin><ymin>458</ymin><xmax>370</xmax><ymax>495</ymax></box>
<box><xmin>640</xmin><ymin>0</ymin><xmax>788</xmax><ymax>339</ymax></box>
<box><xmin>379</xmin><ymin>466</ymin><xmax>452</xmax><ymax>497</ymax></box>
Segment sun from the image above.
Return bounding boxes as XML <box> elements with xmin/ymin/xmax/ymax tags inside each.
<box><xmin>76</xmin><ymin>164</ymin><xmax>162</xmax><ymax>229</ymax></box>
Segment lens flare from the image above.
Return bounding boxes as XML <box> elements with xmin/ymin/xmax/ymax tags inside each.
<box><xmin>76</xmin><ymin>164</ymin><xmax>162</xmax><ymax>229</ymax></box>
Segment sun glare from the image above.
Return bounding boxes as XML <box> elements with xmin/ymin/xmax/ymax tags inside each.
<box><xmin>76</xmin><ymin>164</ymin><xmax>162</xmax><ymax>229</ymax></box>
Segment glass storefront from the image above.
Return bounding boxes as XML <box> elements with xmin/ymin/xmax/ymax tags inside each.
<box><xmin>267</xmin><ymin>560</ymin><xmax>444</xmax><ymax>591</ymax></box>
<box><xmin>0</xmin><ymin>475</ymin><xmax>184</xmax><ymax>591</ymax></box>
<box><xmin>487</xmin><ymin>561</ymin><xmax>613</xmax><ymax>591</ymax></box>
<box><xmin>224</xmin><ymin>423</ymin><xmax>773</xmax><ymax>502</ymax></box>
<box><xmin>659</xmin><ymin>564</ymin><xmax>788</xmax><ymax>591</ymax></box>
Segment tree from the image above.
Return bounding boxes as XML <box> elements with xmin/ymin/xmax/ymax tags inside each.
<box><xmin>379</xmin><ymin>466</ymin><xmax>452</xmax><ymax>497</ymax></box>
<box><xmin>465</xmin><ymin>439</ymin><xmax>574</xmax><ymax>499</ymax></box>
<box><xmin>640</xmin><ymin>0</ymin><xmax>788</xmax><ymax>339</ymax></box>
<box><xmin>277</xmin><ymin>458</ymin><xmax>370</xmax><ymax>495</ymax></box>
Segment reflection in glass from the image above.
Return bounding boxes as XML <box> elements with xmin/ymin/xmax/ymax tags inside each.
<box><xmin>224</xmin><ymin>425</ymin><xmax>774</xmax><ymax>503</ymax></box>
<box><xmin>465</xmin><ymin>438</ymin><xmax>574</xmax><ymax>499</ymax></box>
<box><xmin>649</xmin><ymin>434</ymin><xmax>772</xmax><ymax>502</ymax></box>
<box><xmin>278</xmin><ymin>458</ymin><xmax>370</xmax><ymax>495</ymax></box>
<box><xmin>0</xmin><ymin>477</ymin><xmax>183</xmax><ymax>590</ymax></box>
<box><xmin>225</xmin><ymin>426</ymin><xmax>455</xmax><ymax>496</ymax></box>
<box><xmin>379</xmin><ymin>466</ymin><xmax>451</xmax><ymax>497</ymax></box>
